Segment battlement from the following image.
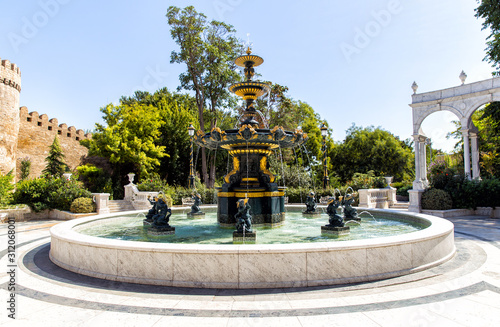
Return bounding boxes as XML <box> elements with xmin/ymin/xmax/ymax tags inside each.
<box><xmin>19</xmin><ymin>106</ymin><xmax>92</xmax><ymax>141</ymax></box>
<box><xmin>1</xmin><ymin>58</ymin><xmax>21</xmax><ymax>75</ymax></box>
<box><xmin>0</xmin><ymin>57</ymin><xmax>21</xmax><ymax>92</ymax></box>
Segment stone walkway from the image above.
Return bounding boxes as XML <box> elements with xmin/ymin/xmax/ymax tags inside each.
<box><xmin>1</xmin><ymin>214</ymin><xmax>500</xmax><ymax>326</ymax></box>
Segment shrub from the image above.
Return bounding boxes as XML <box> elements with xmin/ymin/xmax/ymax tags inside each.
<box><xmin>13</xmin><ymin>177</ymin><xmax>92</xmax><ymax>212</ymax></box>
<box><xmin>76</xmin><ymin>164</ymin><xmax>112</xmax><ymax>194</ymax></box>
<box><xmin>0</xmin><ymin>171</ymin><xmax>14</xmax><ymax>207</ymax></box>
<box><xmin>396</xmin><ymin>185</ymin><xmax>412</xmax><ymax>197</ymax></box>
<box><xmin>421</xmin><ymin>189</ymin><xmax>453</xmax><ymax>210</ymax></box>
<box><xmin>348</xmin><ymin>170</ymin><xmax>385</xmax><ymax>190</ymax></box>
<box><xmin>70</xmin><ymin>197</ymin><xmax>96</xmax><ymax>213</ymax></box>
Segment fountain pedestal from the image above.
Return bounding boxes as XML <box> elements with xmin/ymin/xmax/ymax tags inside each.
<box><xmin>148</xmin><ymin>226</ymin><xmax>175</xmax><ymax>236</ymax></box>
<box><xmin>187</xmin><ymin>212</ymin><xmax>205</xmax><ymax>218</ymax></box>
<box><xmin>321</xmin><ymin>225</ymin><xmax>350</xmax><ymax>236</ymax></box>
<box><xmin>233</xmin><ymin>230</ymin><xmax>256</xmax><ymax>244</ymax></box>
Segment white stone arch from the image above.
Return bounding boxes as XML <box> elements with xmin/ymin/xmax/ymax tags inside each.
<box><xmin>413</xmin><ymin>104</ymin><xmax>463</xmax><ymax>136</ymax></box>
<box><xmin>408</xmin><ymin>76</ymin><xmax>500</xmax><ymax>212</ymax></box>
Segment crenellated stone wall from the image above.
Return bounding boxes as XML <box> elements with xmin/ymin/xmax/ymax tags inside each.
<box><xmin>16</xmin><ymin>107</ymin><xmax>91</xmax><ymax>180</ymax></box>
<box><xmin>0</xmin><ymin>58</ymin><xmax>22</xmax><ymax>177</ymax></box>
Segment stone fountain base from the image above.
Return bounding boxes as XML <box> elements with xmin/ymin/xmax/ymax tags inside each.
<box><xmin>321</xmin><ymin>225</ymin><xmax>350</xmax><ymax>236</ymax></box>
<box><xmin>233</xmin><ymin>230</ymin><xmax>256</xmax><ymax>244</ymax></box>
<box><xmin>147</xmin><ymin>226</ymin><xmax>175</xmax><ymax>236</ymax></box>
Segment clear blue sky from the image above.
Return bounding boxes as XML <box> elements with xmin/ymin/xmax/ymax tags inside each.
<box><xmin>0</xmin><ymin>0</ymin><xmax>493</xmax><ymax>152</ymax></box>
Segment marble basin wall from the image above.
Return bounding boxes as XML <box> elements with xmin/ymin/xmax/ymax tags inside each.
<box><xmin>49</xmin><ymin>209</ymin><xmax>455</xmax><ymax>289</ymax></box>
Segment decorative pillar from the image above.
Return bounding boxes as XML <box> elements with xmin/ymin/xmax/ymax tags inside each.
<box><xmin>470</xmin><ymin>132</ymin><xmax>480</xmax><ymax>180</ymax></box>
<box><xmin>92</xmin><ymin>193</ymin><xmax>110</xmax><ymax>215</ymax></box>
<box><xmin>412</xmin><ymin>134</ymin><xmax>422</xmax><ymax>190</ymax></box>
<box><xmin>419</xmin><ymin>135</ymin><xmax>429</xmax><ymax>187</ymax></box>
<box><xmin>461</xmin><ymin>129</ymin><xmax>471</xmax><ymax>179</ymax></box>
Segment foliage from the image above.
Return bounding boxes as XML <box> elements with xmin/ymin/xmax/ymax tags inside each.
<box><xmin>274</xmin><ymin>164</ymin><xmax>313</xmax><ymax>189</ymax></box>
<box><xmin>446</xmin><ymin>105</ymin><xmax>500</xmax><ymax>177</ymax></box>
<box><xmin>348</xmin><ymin>170</ymin><xmax>386</xmax><ymax>190</ymax></box>
<box><xmin>0</xmin><ymin>171</ymin><xmax>14</xmax><ymax>207</ymax></box>
<box><xmin>20</xmin><ymin>157</ymin><xmax>31</xmax><ymax>181</ymax></box>
<box><xmin>42</xmin><ymin>136</ymin><xmax>67</xmax><ymax>178</ymax></box>
<box><xmin>167</xmin><ymin>5</ymin><xmax>243</xmax><ymax>187</ymax></box>
<box><xmin>137</xmin><ymin>174</ymin><xmax>169</xmax><ymax>192</ymax></box>
<box><xmin>70</xmin><ymin>197</ymin><xmax>96</xmax><ymax>213</ymax></box>
<box><xmin>330</xmin><ymin>125</ymin><xmax>414</xmax><ymax>183</ymax></box>
<box><xmin>421</xmin><ymin>189</ymin><xmax>453</xmax><ymax>210</ymax></box>
<box><xmin>427</xmin><ymin>160</ymin><xmax>457</xmax><ymax>189</ymax></box>
<box><xmin>475</xmin><ymin>1</ymin><xmax>500</xmax><ymax>74</ymax></box>
<box><xmin>86</xmin><ymin>102</ymin><xmax>166</xmax><ymax>178</ymax></box>
<box><xmin>75</xmin><ymin>164</ymin><xmax>112</xmax><ymax>194</ymax></box>
<box><xmin>13</xmin><ymin>177</ymin><xmax>92</xmax><ymax>212</ymax></box>
<box><xmin>120</xmin><ymin>88</ymin><xmax>200</xmax><ymax>186</ymax></box>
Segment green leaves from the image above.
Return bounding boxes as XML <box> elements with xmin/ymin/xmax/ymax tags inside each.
<box><xmin>42</xmin><ymin>136</ymin><xmax>67</xmax><ymax>178</ymax></box>
<box><xmin>89</xmin><ymin>102</ymin><xmax>166</xmax><ymax>177</ymax></box>
<box><xmin>331</xmin><ymin>125</ymin><xmax>414</xmax><ymax>183</ymax></box>
<box><xmin>475</xmin><ymin>1</ymin><xmax>500</xmax><ymax>74</ymax></box>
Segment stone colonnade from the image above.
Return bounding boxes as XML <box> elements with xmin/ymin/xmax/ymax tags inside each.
<box><xmin>409</xmin><ymin>77</ymin><xmax>500</xmax><ymax>212</ymax></box>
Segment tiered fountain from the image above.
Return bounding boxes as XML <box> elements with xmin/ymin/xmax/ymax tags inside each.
<box><xmin>193</xmin><ymin>48</ymin><xmax>307</xmax><ymax>228</ymax></box>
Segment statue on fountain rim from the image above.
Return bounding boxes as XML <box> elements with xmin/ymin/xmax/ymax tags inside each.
<box><xmin>326</xmin><ymin>196</ymin><xmax>344</xmax><ymax>227</ymax></box>
<box><xmin>235</xmin><ymin>198</ymin><xmax>252</xmax><ymax>233</ymax></box>
<box><xmin>304</xmin><ymin>191</ymin><xmax>317</xmax><ymax>213</ymax></box>
<box><xmin>343</xmin><ymin>193</ymin><xmax>358</xmax><ymax>220</ymax></box>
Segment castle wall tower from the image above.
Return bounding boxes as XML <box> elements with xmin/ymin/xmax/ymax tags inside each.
<box><xmin>0</xmin><ymin>58</ymin><xmax>21</xmax><ymax>177</ymax></box>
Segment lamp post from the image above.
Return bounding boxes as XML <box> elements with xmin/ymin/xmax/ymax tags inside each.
<box><xmin>320</xmin><ymin>123</ymin><xmax>329</xmax><ymax>189</ymax></box>
<box><xmin>188</xmin><ymin>124</ymin><xmax>195</xmax><ymax>189</ymax></box>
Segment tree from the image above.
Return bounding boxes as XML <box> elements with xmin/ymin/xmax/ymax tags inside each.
<box><xmin>475</xmin><ymin>1</ymin><xmax>500</xmax><ymax>74</ymax></box>
<box><xmin>86</xmin><ymin>102</ymin><xmax>166</xmax><ymax>179</ymax></box>
<box><xmin>42</xmin><ymin>136</ymin><xmax>67</xmax><ymax>178</ymax></box>
<box><xmin>119</xmin><ymin>88</ymin><xmax>201</xmax><ymax>185</ymax></box>
<box><xmin>330</xmin><ymin>125</ymin><xmax>414</xmax><ymax>183</ymax></box>
<box><xmin>447</xmin><ymin>105</ymin><xmax>500</xmax><ymax>177</ymax></box>
<box><xmin>166</xmin><ymin>5</ymin><xmax>243</xmax><ymax>187</ymax></box>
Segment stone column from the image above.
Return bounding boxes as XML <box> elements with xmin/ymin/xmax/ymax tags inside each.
<box><xmin>412</xmin><ymin>134</ymin><xmax>422</xmax><ymax>190</ymax></box>
<box><xmin>461</xmin><ymin>129</ymin><xmax>471</xmax><ymax>179</ymax></box>
<box><xmin>419</xmin><ymin>135</ymin><xmax>429</xmax><ymax>188</ymax></box>
<box><xmin>470</xmin><ymin>132</ymin><xmax>480</xmax><ymax>180</ymax></box>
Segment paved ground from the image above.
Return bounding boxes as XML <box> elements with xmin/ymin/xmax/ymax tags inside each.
<box><xmin>1</xmin><ymin>214</ymin><xmax>500</xmax><ymax>326</ymax></box>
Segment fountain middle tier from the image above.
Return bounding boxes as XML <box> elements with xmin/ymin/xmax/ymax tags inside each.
<box><xmin>194</xmin><ymin>124</ymin><xmax>307</xmax><ymax>227</ymax></box>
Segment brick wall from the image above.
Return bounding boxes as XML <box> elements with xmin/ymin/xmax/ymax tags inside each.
<box><xmin>16</xmin><ymin>106</ymin><xmax>91</xmax><ymax>180</ymax></box>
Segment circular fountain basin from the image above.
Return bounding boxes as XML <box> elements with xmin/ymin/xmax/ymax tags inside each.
<box><xmin>49</xmin><ymin>207</ymin><xmax>455</xmax><ymax>289</ymax></box>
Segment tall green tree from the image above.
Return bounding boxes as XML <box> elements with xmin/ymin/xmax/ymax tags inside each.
<box><xmin>330</xmin><ymin>125</ymin><xmax>414</xmax><ymax>183</ymax></box>
<box><xmin>42</xmin><ymin>136</ymin><xmax>67</xmax><ymax>178</ymax></box>
<box><xmin>475</xmin><ymin>1</ymin><xmax>500</xmax><ymax>74</ymax></box>
<box><xmin>86</xmin><ymin>102</ymin><xmax>166</xmax><ymax>179</ymax></box>
<box><xmin>166</xmin><ymin>5</ymin><xmax>243</xmax><ymax>187</ymax></box>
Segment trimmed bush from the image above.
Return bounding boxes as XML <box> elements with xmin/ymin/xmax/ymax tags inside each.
<box><xmin>70</xmin><ymin>197</ymin><xmax>96</xmax><ymax>213</ymax></box>
<box><xmin>13</xmin><ymin>177</ymin><xmax>92</xmax><ymax>212</ymax></box>
<box><xmin>421</xmin><ymin>189</ymin><xmax>453</xmax><ymax>210</ymax></box>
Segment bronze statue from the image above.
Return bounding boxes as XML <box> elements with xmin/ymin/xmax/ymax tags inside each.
<box><xmin>304</xmin><ymin>191</ymin><xmax>317</xmax><ymax>213</ymax></box>
<box><xmin>190</xmin><ymin>193</ymin><xmax>202</xmax><ymax>214</ymax></box>
<box><xmin>235</xmin><ymin>198</ymin><xmax>252</xmax><ymax>233</ymax></box>
<box><xmin>151</xmin><ymin>197</ymin><xmax>172</xmax><ymax>228</ymax></box>
<box><xmin>326</xmin><ymin>196</ymin><xmax>344</xmax><ymax>227</ymax></box>
<box><xmin>343</xmin><ymin>193</ymin><xmax>358</xmax><ymax>220</ymax></box>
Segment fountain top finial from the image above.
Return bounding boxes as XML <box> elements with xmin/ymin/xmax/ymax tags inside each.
<box><xmin>246</xmin><ymin>47</ymin><xmax>252</xmax><ymax>55</ymax></box>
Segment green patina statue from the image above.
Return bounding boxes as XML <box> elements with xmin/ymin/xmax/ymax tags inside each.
<box><xmin>343</xmin><ymin>194</ymin><xmax>358</xmax><ymax>220</ymax></box>
<box><xmin>326</xmin><ymin>196</ymin><xmax>344</xmax><ymax>227</ymax></box>
<box><xmin>190</xmin><ymin>193</ymin><xmax>202</xmax><ymax>214</ymax></box>
<box><xmin>151</xmin><ymin>197</ymin><xmax>172</xmax><ymax>228</ymax></box>
<box><xmin>235</xmin><ymin>198</ymin><xmax>252</xmax><ymax>233</ymax></box>
<box><xmin>304</xmin><ymin>191</ymin><xmax>317</xmax><ymax>213</ymax></box>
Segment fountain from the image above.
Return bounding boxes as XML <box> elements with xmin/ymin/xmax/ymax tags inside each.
<box><xmin>193</xmin><ymin>48</ymin><xmax>307</xmax><ymax>228</ymax></box>
<box><xmin>49</xmin><ymin>48</ymin><xmax>456</xmax><ymax>289</ymax></box>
